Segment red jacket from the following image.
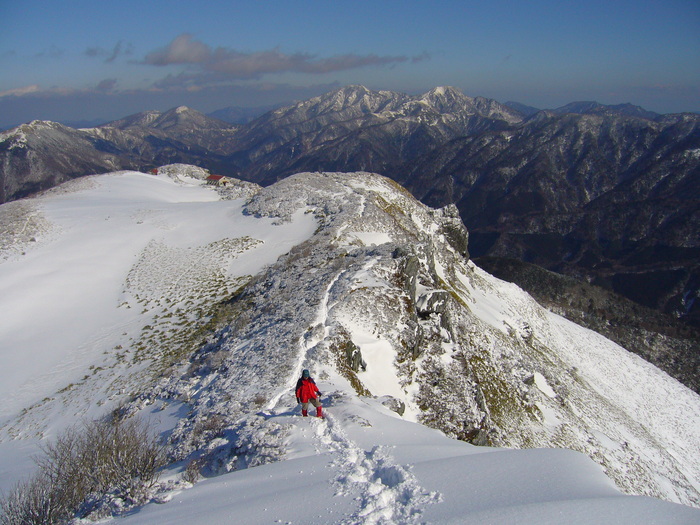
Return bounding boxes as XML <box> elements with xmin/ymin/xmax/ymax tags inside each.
<box><xmin>295</xmin><ymin>377</ymin><xmax>320</xmax><ymax>403</ymax></box>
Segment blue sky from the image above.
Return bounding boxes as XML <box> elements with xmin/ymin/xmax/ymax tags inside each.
<box><xmin>0</xmin><ymin>0</ymin><xmax>698</xmax><ymax>128</ymax></box>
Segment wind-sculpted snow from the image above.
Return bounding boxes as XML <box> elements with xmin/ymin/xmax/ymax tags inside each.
<box><xmin>123</xmin><ymin>238</ymin><xmax>261</xmax><ymax>311</ymax></box>
<box><xmin>1</xmin><ymin>168</ymin><xmax>699</xmax><ymax>522</ymax></box>
<box><xmin>0</xmin><ymin>200</ymin><xmax>54</xmax><ymax>261</ymax></box>
<box><xmin>112</xmin><ymin>394</ymin><xmax>700</xmax><ymax>524</ymax></box>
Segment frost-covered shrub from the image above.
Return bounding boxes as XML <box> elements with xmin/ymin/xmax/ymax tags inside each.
<box><xmin>192</xmin><ymin>414</ymin><xmax>292</xmax><ymax>478</ymax></box>
<box><xmin>0</xmin><ymin>472</ymin><xmax>61</xmax><ymax>525</ymax></box>
<box><xmin>0</xmin><ymin>417</ymin><xmax>166</xmax><ymax>524</ymax></box>
<box><xmin>191</xmin><ymin>414</ymin><xmax>228</xmax><ymax>443</ymax></box>
<box><xmin>182</xmin><ymin>457</ymin><xmax>206</xmax><ymax>484</ymax></box>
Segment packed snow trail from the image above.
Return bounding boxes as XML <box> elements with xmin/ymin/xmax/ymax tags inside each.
<box><xmin>264</xmin><ymin>272</ymin><xmax>441</xmax><ymax>524</ymax></box>
<box><xmin>305</xmin><ymin>391</ymin><xmax>440</xmax><ymax>524</ymax></box>
<box><xmin>259</xmin><ymin>240</ymin><xmax>443</xmax><ymax>523</ymax></box>
<box><xmin>265</xmin><ymin>268</ymin><xmax>345</xmax><ymax>411</ymax></box>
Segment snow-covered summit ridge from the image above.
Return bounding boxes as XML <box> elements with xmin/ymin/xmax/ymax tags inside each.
<box><xmin>262</xmin><ymin>84</ymin><xmax>521</xmax><ymax>127</ymax></box>
<box><xmin>0</xmin><ymin>120</ymin><xmax>67</xmax><ymax>144</ymax></box>
<box><xmin>100</xmin><ymin>106</ymin><xmax>235</xmax><ymax>133</ymax></box>
<box><xmin>1</xmin><ymin>167</ymin><xmax>699</xmax><ymax>522</ymax></box>
<box><xmin>126</xmin><ymin>170</ymin><xmax>700</xmax><ymax>507</ymax></box>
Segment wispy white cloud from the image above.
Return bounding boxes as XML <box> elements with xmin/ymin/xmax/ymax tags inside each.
<box><xmin>142</xmin><ymin>34</ymin><xmax>427</xmax><ymax>84</ymax></box>
<box><xmin>0</xmin><ymin>85</ymin><xmax>42</xmax><ymax>98</ymax></box>
<box><xmin>143</xmin><ymin>34</ymin><xmax>211</xmax><ymax>66</ymax></box>
<box><xmin>0</xmin><ymin>79</ymin><xmax>119</xmax><ymax>100</ymax></box>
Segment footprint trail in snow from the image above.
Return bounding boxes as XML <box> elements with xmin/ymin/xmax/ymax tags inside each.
<box><xmin>297</xmin><ymin>402</ymin><xmax>440</xmax><ymax>525</ymax></box>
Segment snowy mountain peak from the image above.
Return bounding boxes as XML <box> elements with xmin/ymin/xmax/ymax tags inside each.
<box><xmin>155</xmin><ymin>106</ymin><xmax>213</xmax><ymax>128</ymax></box>
<box><xmin>102</xmin><ymin>109</ymin><xmax>163</xmax><ymax>129</ymax></box>
<box><xmin>160</xmin><ymin>105</ymin><xmax>204</xmax><ymax>122</ymax></box>
<box><xmin>417</xmin><ymin>85</ymin><xmax>467</xmax><ymax>107</ymax></box>
<box><xmin>0</xmin><ymin>120</ymin><xmax>87</xmax><ymax>150</ymax></box>
<box><xmin>413</xmin><ymin>86</ymin><xmax>523</xmax><ymax>123</ymax></box>
<box><xmin>102</xmin><ymin>106</ymin><xmax>233</xmax><ymax>132</ymax></box>
<box><xmin>337</xmin><ymin>84</ymin><xmax>372</xmax><ymax>96</ymax></box>
<box><xmin>299</xmin><ymin>84</ymin><xmax>404</xmax><ymax>116</ymax></box>
<box><xmin>10</xmin><ymin>120</ymin><xmax>68</xmax><ymax>134</ymax></box>
<box><xmin>327</xmin><ymin>85</ymin><xmax>372</xmax><ymax>109</ymax></box>
<box><xmin>27</xmin><ymin>119</ymin><xmax>59</xmax><ymax>128</ymax></box>
<box><xmin>422</xmin><ymin>85</ymin><xmax>471</xmax><ymax>103</ymax></box>
<box><xmin>431</xmin><ymin>85</ymin><xmax>455</xmax><ymax>96</ymax></box>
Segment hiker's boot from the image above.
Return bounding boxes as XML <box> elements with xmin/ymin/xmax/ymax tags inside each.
<box><xmin>302</xmin><ymin>409</ymin><xmax>308</xmax><ymax>417</ymax></box>
<box><xmin>316</xmin><ymin>406</ymin><xmax>323</xmax><ymax>418</ymax></box>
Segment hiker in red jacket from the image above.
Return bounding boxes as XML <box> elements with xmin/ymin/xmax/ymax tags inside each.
<box><xmin>295</xmin><ymin>369</ymin><xmax>323</xmax><ymax>418</ymax></box>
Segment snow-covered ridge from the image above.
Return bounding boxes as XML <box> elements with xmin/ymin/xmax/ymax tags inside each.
<box><xmin>0</xmin><ymin>168</ymin><xmax>699</xmax><ymax>522</ymax></box>
<box><xmin>0</xmin><ymin>129</ymin><xmax>28</xmax><ymax>149</ymax></box>
<box><xmin>0</xmin><ymin>121</ymin><xmax>65</xmax><ymax>148</ymax></box>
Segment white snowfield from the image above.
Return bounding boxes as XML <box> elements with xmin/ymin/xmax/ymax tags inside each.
<box><xmin>0</xmin><ymin>172</ymin><xmax>316</xmax><ymax>421</ymax></box>
<box><xmin>117</xmin><ymin>392</ymin><xmax>700</xmax><ymax>525</ymax></box>
<box><xmin>0</xmin><ymin>169</ymin><xmax>698</xmax><ymax>524</ymax></box>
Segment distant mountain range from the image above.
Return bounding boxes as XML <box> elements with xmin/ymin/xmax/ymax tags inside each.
<box><xmin>1</xmin><ymin>85</ymin><xmax>698</xmax><ymax>329</ymax></box>
<box><xmin>505</xmin><ymin>100</ymin><xmax>662</xmax><ymax>120</ymax></box>
<box><xmin>208</xmin><ymin>103</ymin><xmax>283</xmax><ymax>125</ymax></box>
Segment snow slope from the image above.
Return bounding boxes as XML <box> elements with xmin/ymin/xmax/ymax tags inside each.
<box><xmin>0</xmin><ymin>170</ymin><xmax>315</xmax><ymax>481</ymax></box>
<box><xmin>1</xmin><ymin>168</ymin><xmax>699</xmax><ymax>524</ymax></box>
<box><xmin>116</xmin><ymin>392</ymin><xmax>699</xmax><ymax>525</ymax></box>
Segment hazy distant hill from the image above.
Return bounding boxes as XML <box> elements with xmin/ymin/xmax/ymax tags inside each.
<box><xmin>0</xmin><ymin>107</ymin><xmax>240</xmax><ymax>202</ymax></box>
<box><xmin>552</xmin><ymin>101</ymin><xmax>661</xmax><ymax>120</ymax></box>
<box><xmin>99</xmin><ymin>105</ymin><xmax>239</xmax><ymax>155</ymax></box>
<box><xmin>505</xmin><ymin>101</ymin><xmax>540</xmax><ymax>116</ymax></box>
<box><xmin>0</xmin><ymin>120</ymin><xmax>125</xmax><ymax>202</ymax></box>
<box><xmin>208</xmin><ymin>104</ymin><xmax>282</xmax><ymax>125</ymax></box>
